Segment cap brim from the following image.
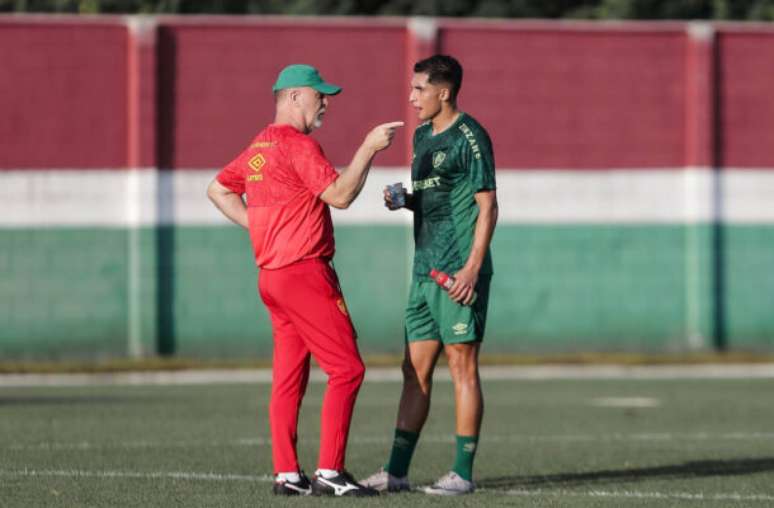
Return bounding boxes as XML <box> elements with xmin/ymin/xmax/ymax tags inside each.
<box><xmin>313</xmin><ymin>82</ymin><xmax>342</xmax><ymax>95</ymax></box>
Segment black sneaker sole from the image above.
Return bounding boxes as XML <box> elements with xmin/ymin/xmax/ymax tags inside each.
<box><xmin>311</xmin><ymin>482</ymin><xmax>379</xmax><ymax>497</ymax></box>
<box><xmin>273</xmin><ymin>484</ymin><xmax>312</xmax><ymax>496</ymax></box>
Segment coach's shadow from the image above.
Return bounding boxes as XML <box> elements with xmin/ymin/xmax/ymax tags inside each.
<box><xmin>478</xmin><ymin>457</ymin><xmax>774</xmax><ymax>490</ymax></box>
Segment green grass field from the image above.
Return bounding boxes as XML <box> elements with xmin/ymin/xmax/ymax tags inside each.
<box><xmin>2</xmin><ymin>371</ymin><xmax>774</xmax><ymax>507</ymax></box>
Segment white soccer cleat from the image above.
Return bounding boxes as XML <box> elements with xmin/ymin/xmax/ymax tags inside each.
<box><xmin>360</xmin><ymin>467</ymin><xmax>411</xmax><ymax>492</ymax></box>
<box><xmin>421</xmin><ymin>471</ymin><xmax>475</xmax><ymax>495</ymax></box>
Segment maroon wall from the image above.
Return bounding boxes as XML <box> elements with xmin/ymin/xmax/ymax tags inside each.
<box><xmin>2</xmin><ymin>17</ymin><xmax>774</xmax><ymax>171</ymax></box>
<box><xmin>156</xmin><ymin>20</ymin><xmax>407</xmax><ymax>169</ymax></box>
<box><xmin>0</xmin><ymin>20</ymin><xmax>127</xmax><ymax>169</ymax></box>
<box><xmin>440</xmin><ymin>24</ymin><xmax>686</xmax><ymax>169</ymax></box>
<box><xmin>717</xmin><ymin>30</ymin><xmax>774</xmax><ymax>169</ymax></box>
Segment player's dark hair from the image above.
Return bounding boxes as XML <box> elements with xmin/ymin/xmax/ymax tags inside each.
<box><xmin>414</xmin><ymin>55</ymin><xmax>463</xmax><ymax>104</ymax></box>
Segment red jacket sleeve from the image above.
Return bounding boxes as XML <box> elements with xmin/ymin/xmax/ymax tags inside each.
<box><xmin>216</xmin><ymin>155</ymin><xmax>246</xmax><ymax>195</ymax></box>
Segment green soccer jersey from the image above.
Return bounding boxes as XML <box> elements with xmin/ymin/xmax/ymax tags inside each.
<box><xmin>411</xmin><ymin>112</ymin><xmax>496</xmax><ymax>280</ymax></box>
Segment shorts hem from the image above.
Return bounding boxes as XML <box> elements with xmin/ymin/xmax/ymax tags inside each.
<box><xmin>406</xmin><ymin>336</ymin><xmax>440</xmax><ymax>343</ymax></box>
<box><xmin>439</xmin><ymin>335</ymin><xmax>482</xmax><ymax>345</ymax></box>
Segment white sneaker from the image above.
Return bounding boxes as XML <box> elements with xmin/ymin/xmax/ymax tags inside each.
<box><xmin>360</xmin><ymin>467</ymin><xmax>411</xmax><ymax>492</ymax></box>
<box><xmin>421</xmin><ymin>471</ymin><xmax>475</xmax><ymax>495</ymax></box>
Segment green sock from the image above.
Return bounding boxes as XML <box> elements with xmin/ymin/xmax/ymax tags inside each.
<box><xmin>452</xmin><ymin>435</ymin><xmax>479</xmax><ymax>481</ymax></box>
<box><xmin>385</xmin><ymin>428</ymin><xmax>419</xmax><ymax>477</ymax></box>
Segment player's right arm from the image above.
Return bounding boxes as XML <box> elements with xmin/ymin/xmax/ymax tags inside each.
<box><xmin>207</xmin><ymin>179</ymin><xmax>248</xmax><ymax>229</ymax></box>
<box><xmin>383</xmin><ymin>128</ymin><xmax>421</xmax><ymax>212</ymax></box>
<box><xmin>319</xmin><ymin>121</ymin><xmax>403</xmax><ymax>209</ymax></box>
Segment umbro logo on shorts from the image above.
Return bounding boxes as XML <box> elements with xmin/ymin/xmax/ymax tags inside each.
<box><xmin>452</xmin><ymin>322</ymin><xmax>468</xmax><ymax>335</ymax></box>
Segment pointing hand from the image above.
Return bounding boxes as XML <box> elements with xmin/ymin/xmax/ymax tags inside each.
<box><xmin>365</xmin><ymin>121</ymin><xmax>404</xmax><ymax>152</ymax></box>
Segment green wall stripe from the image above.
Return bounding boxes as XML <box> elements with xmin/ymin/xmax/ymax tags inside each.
<box><xmin>2</xmin><ymin>224</ymin><xmax>773</xmax><ymax>359</ymax></box>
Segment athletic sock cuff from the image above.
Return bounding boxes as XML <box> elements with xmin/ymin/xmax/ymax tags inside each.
<box><xmin>452</xmin><ymin>434</ymin><xmax>479</xmax><ymax>481</ymax></box>
<box><xmin>386</xmin><ymin>428</ymin><xmax>420</xmax><ymax>477</ymax></box>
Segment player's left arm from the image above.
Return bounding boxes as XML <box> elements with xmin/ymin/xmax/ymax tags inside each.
<box><xmin>448</xmin><ymin>190</ymin><xmax>498</xmax><ymax>305</ymax></box>
<box><xmin>448</xmin><ymin>124</ymin><xmax>497</xmax><ymax>305</ymax></box>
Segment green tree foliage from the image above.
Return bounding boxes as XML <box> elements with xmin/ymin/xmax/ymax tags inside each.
<box><xmin>2</xmin><ymin>0</ymin><xmax>774</xmax><ymax>20</ymax></box>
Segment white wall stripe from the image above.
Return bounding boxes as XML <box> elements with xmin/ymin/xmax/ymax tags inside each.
<box><xmin>2</xmin><ymin>168</ymin><xmax>774</xmax><ymax>227</ymax></box>
<box><xmin>724</xmin><ymin>169</ymin><xmax>774</xmax><ymax>223</ymax></box>
<box><xmin>501</xmin><ymin>168</ymin><xmax>715</xmax><ymax>224</ymax></box>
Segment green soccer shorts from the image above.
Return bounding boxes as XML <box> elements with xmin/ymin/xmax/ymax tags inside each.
<box><xmin>404</xmin><ymin>275</ymin><xmax>491</xmax><ymax>344</ymax></box>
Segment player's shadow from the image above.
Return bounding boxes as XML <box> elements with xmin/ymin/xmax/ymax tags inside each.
<box><xmin>478</xmin><ymin>457</ymin><xmax>774</xmax><ymax>490</ymax></box>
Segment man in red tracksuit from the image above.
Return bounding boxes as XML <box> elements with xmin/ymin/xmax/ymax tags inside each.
<box><xmin>207</xmin><ymin>64</ymin><xmax>402</xmax><ymax>497</ymax></box>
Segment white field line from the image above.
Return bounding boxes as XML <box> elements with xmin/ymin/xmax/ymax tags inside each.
<box><xmin>7</xmin><ymin>432</ymin><xmax>774</xmax><ymax>451</ymax></box>
<box><xmin>493</xmin><ymin>488</ymin><xmax>774</xmax><ymax>503</ymax></box>
<box><xmin>3</xmin><ymin>364</ymin><xmax>774</xmax><ymax>387</ymax></box>
<box><xmin>589</xmin><ymin>396</ymin><xmax>661</xmax><ymax>408</ymax></box>
<box><xmin>2</xmin><ymin>469</ymin><xmax>773</xmax><ymax>503</ymax></box>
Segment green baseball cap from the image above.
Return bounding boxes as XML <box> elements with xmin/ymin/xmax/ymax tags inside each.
<box><xmin>272</xmin><ymin>64</ymin><xmax>342</xmax><ymax>95</ymax></box>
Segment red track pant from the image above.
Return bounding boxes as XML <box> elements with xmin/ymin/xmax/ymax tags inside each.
<box><xmin>258</xmin><ymin>258</ymin><xmax>365</xmax><ymax>474</ymax></box>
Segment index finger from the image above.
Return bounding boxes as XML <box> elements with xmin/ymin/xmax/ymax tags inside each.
<box><xmin>381</xmin><ymin>121</ymin><xmax>404</xmax><ymax>129</ymax></box>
